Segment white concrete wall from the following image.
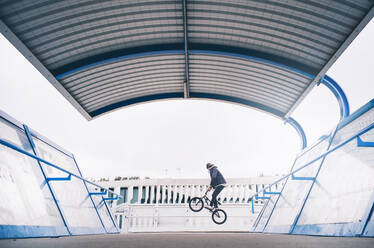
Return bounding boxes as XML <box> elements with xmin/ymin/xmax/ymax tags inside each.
<box><xmin>0</xmin><ymin>111</ymin><xmax>118</xmax><ymax>238</ymax></box>
<box><xmin>98</xmin><ymin>177</ymin><xmax>279</xmax><ymax>207</ymax></box>
<box><xmin>96</xmin><ymin>177</ymin><xmax>279</xmax><ymax>232</ymax></box>
<box><xmin>264</xmin><ymin>136</ymin><xmax>331</xmax><ymax>233</ymax></box>
<box><xmin>255</xmin><ymin>101</ymin><xmax>374</xmax><ymax>237</ymax></box>
<box><xmin>0</xmin><ymin>119</ymin><xmax>67</xmax><ymax>237</ymax></box>
<box><xmin>112</xmin><ymin>203</ymin><xmax>263</xmax><ymax>232</ymax></box>
<box><xmin>293</xmin><ymin>107</ymin><xmax>374</xmax><ymax>236</ymax></box>
<box><xmin>34</xmin><ymin>138</ymin><xmax>105</xmax><ymax>235</ymax></box>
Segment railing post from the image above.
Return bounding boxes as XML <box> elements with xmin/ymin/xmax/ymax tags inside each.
<box><xmin>103</xmin><ymin>196</ymin><xmax>120</xmax><ymax>233</ymax></box>
<box><xmin>357</xmin><ymin>136</ymin><xmax>374</xmax><ymax>147</ymax></box>
<box><xmin>72</xmin><ymin>155</ymin><xmax>107</xmax><ymax>233</ymax></box>
<box><xmin>104</xmin><ymin>196</ymin><xmax>120</xmax><ymax>201</ymax></box>
<box><xmin>291</xmin><ymin>173</ymin><xmax>315</xmax><ymax>181</ymax></box>
<box><xmin>255</xmin><ymin>195</ymin><xmax>270</xmax><ymax>200</ymax></box>
<box><xmin>289</xmin><ymin>126</ymin><xmax>339</xmax><ymax>234</ymax></box>
<box><xmin>357</xmin><ymin>136</ymin><xmax>374</xmax><ymax>236</ymax></box>
<box><xmin>23</xmin><ymin>125</ymin><xmax>71</xmax><ymax>235</ymax></box>
<box><xmin>251</xmin><ymin>197</ymin><xmax>254</xmax><ymax>214</ymax></box>
<box><xmin>46</xmin><ymin>174</ymin><xmax>71</xmax><ymax>181</ymax></box>
<box><xmin>264</xmin><ymin>189</ymin><xmax>281</xmax><ymax>195</ymax></box>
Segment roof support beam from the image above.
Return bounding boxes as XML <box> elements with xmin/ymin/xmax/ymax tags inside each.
<box><xmin>318</xmin><ymin>75</ymin><xmax>350</xmax><ymax>121</ymax></box>
<box><xmin>56</xmin><ymin>49</ymin><xmax>313</xmax><ymax>81</ymax></box>
<box><xmin>182</xmin><ymin>0</ymin><xmax>190</xmax><ymax>98</ymax></box>
<box><xmin>284</xmin><ymin>6</ymin><xmax>374</xmax><ymax>119</ymax></box>
<box><xmin>0</xmin><ymin>20</ymin><xmax>92</xmax><ymax>121</ymax></box>
<box><xmin>285</xmin><ymin>117</ymin><xmax>307</xmax><ymax>150</ymax></box>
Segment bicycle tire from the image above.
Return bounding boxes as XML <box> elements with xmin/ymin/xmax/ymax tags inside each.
<box><xmin>212</xmin><ymin>209</ymin><xmax>227</xmax><ymax>225</ymax></box>
<box><xmin>189</xmin><ymin>197</ymin><xmax>204</xmax><ymax>212</ymax></box>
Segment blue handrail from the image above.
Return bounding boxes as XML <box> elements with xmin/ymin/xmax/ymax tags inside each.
<box><xmin>0</xmin><ymin>139</ymin><xmax>122</xmax><ymax>199</ymax></box>
<box><xmin>251</xmin><ymin>122</ymin><xmax>374</xmax><ymax>213</ymax></box>
<box><xmin>2</xmin><ymin>122</ymin><xmax>373</xmax><ymax>208</ymax></box>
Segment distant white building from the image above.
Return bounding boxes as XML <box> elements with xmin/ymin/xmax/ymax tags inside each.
<box><xmin>96</xmin><ymin>176</ymin><xmax>281</xmax><ymax>232</ymax></box>
<box><xmin>97</xmin><ymin>177</ymin><xmax>280</xmax><ymax>206</ymax></box>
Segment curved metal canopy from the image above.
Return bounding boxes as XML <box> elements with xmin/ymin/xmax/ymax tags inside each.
<box><xmin>0</xmin><ymin>0</ymin><xmax>373</xmax><ymax>120</ymax></box>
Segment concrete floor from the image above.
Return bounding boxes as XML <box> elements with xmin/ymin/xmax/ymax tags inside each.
<box><xmin>0</xmin><ymin>233</ymin><xmax>373</xmax><ymax>248</ymax></box>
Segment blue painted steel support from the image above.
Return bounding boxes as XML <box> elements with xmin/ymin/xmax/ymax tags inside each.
<box><xmin>260</xmin><ymin>177</ymin><xmax>290</xmax><ymax>232</ymax></box>
<box><xmin>264</xmin><ymin>190</ymin><xmax>281</xmax><ymax>195</ymax></box>
<box><xmin>258</xmin><ymin>157</ymin><xmax>302</xmax><ymax>232</ymax></box>
<box><xmin>257</xmin><ymin>106</ymin><xmax>374</xmax><ymax>233</ymax></box>
<box><xmin>89</xmin><ymin>191</ymin><xmax>107</xmax><ymax>196</ymax></box>
<box><xmin>189</xmin><ymin>50</ymin><xmax>314</xmax><ymax>79</ymax></box>
<box><xmin>361</xmin><ymin>194</ymin><xmax>374</xmax><ymax>236</ymax></box>
<box><xmin>289</xmin><ymin>125</ymin><xmax>339</xmax><ymax>234</ymax></box>
<box><xmin>251</xmin><ymin>197</ymin><xmax>255</xmax><ymax>214</ymax></box>
<box><xmin>72</xmin><ymin>155</ymin><xmax>107</xmax><ymax>233</ymax></box>
<box><xmin>252</xmin><ymin>189</ymin><xmax>281</xmax><ymax>228</ymax></box>
<box><xmin>22</xmin><ymin>125</ymin><xmax>71</xmax><ymax>235</ymax></box>
<box><xmin>248</xmin><ymin>122</ymin><xmax>374</xmax><ymax>206</ymax></box>
<box><xmin>46</xmin><ymin>174</ymin><xmax>71</xmax><ymax>181</ymax></box>
<box><xmin>357</xmin><ymin>136</ymin><xmax>374</xmax><ymax>147</ymax></box>
<box><xmin>103</xmin><ymin>196</ymin><xmax>119</xmax><ymax>201</ymax></box>
<box><xmin>255</xmin><ymin>195</ymin><xmax>270</xmax><ymax>200</ymax></box>
<box><xmin>55</xmin><ymin>50</ymin><xmax>185</xmax><ymax>79</ymax></box>
<box><xmin>318</xmin><ymin>75</ymin><xmax>350</xmax><ymax>120</ymax></box>
<box><xmin>182</xmin><ymin>0</ymin><xmax>190</xmax><ymax>98</ymax></box>
<box><xmin>102</xmin><ymin>197</ymin><xmax>120</xmax><ymax>233</ymax></box>
<box><xmin>357</xmin><ymin>135</ymin><xmax>374</xmax><ymax>235</ymax></box>
<box><xmin>56</xmin><ymin>49</ymin><xmax>314</xmax><ymax>81</ymax></box>
<box><xmin>0</xmin><ymin>137</ymin><xmax>122</xmax><ymax>200</ymax></box>
<box><xmin>252</xmin><ymin>197</ymin><xmax>269</xmax><ymax>230</ymax></box>
<box><xmin>291</xmin><ymin>173</ymin><xmax>315</xmax><ymax>181</ymax></box>
<box><xmin>4</xmin><ymin>112</ymin><xmax>373</xmax><ymax>236</ymax></box>
<box><xmin>285</xmin><ymin>117</ymin><xmax>307</xmax><ymax>150</ymax></box>
<box><xmin>56</xmin><ymin>49</ymin><xmax>315</xmax><ymax>119</ymax></box>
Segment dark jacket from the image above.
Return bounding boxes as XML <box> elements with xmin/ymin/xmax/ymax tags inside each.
<box><xmin>209</xmin><ymin>166</ymin><xmax>226</xmax><ymax>188</ymax></box>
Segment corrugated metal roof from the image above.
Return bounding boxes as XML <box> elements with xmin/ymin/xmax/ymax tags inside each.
<box><xmin>0</xmin><ymin>0</ymin><xmax>373</xmax><ymax>120</ymax></box>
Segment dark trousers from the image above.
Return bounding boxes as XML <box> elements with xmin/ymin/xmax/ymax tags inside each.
<box><xmin>210</xmin><ymin>185</ymin><xmax>225</xmax><ymax>208</ymax></box>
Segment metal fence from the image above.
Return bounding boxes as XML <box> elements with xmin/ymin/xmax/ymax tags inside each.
<box><xmin>0</xmin><ymin>110</ymin><xmax>121</xmax><ymax>238</ymax></box>
<box><xmin>252</xmin><ymin>99</ymin><xmax>374</xmax><ymax>237</ymax></box>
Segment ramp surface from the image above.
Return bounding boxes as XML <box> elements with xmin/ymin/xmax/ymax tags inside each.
<box><xmin>1</xmin><ymin>233</ymin><xmax>373</xmax><ymax>248</ymax></box>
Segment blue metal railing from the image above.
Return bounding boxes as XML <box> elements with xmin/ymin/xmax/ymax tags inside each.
<box><xmin>251</xmin><ymin>121</ymin><xmax>374</xmax><ymax>214</ymax></box>
<box><xmin>2</xmin><ymin>115</ymin><xmax>372</xmax><ymax>221</ymax></box>
<box><xmin>0</xmin><ymin>138</ymin><xmax>123</xmax><ymax>200</ymax></box>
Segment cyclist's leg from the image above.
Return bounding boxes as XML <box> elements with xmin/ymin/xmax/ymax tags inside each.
<box><xmin>211</xmin><ymin>185</ymin><xmax>225</xmax><ymax>208</ymax></box>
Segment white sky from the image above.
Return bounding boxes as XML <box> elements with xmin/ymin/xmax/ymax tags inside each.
<box><xmin>0</xmin><ymin>20</ymin><xmax>373</xmax><ymax>180</ymax></box>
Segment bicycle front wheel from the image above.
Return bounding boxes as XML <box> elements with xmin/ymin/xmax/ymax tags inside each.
<box><xmin>189</xmin><ymin>197</ymin><xmax>204</xmax><ymax>212</ymax></box>
<box><xmin>212</xmin><ymin>209</ymin><xmax>227</xmax><ymax>225</ymax></box>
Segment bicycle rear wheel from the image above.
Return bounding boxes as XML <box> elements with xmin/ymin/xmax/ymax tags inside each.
<box><xmin>212</xmin><ymin>209</ymin><xmax>227</xmax><ymax>224</ymax></box>
<box><xmin>189</xmin><ymin>197</ymin><xmax>204</xmax><ymax>212</ymax></box>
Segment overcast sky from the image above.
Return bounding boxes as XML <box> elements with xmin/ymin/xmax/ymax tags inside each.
<box><xmin>0</xmin><ymin>20</ymin><xmax>373</xmax><ymax>180</ymax></box>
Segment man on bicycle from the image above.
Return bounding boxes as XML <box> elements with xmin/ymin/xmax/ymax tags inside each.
<box><xmin>206</xmin><ymin>162</ymin><xmax>226</xmax><ymax>211</ymax></box>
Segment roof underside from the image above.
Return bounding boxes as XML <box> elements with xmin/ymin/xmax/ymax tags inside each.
<box><xmin>0</xmin><ymin>0</ymin><xmax>373</xmax><ymax>120</ymax></box>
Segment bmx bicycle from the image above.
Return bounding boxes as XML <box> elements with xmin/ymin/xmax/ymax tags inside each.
<box><xmin>188</xmin><ymin>189</ymin><xmax>227</xmax><ymax>225</ymax></box>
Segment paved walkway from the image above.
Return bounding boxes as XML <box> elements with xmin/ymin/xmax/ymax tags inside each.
<box><xmin>1</xmin><ymin>233</ymin><xmax>373</xmax><ymax>248</ymax></box>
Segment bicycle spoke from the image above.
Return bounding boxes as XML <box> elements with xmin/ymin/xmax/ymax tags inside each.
<box><xmin>212</xmin><ymin>209</ymin><xmax>227</xmax><ymax>225</ymax></box>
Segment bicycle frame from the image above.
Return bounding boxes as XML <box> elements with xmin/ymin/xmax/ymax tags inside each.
<box><xmin>202</xmin><ymin>194</ymin><xmax>212</xmax><ymax>207</ymax></box>
<box><xmin>201</xmin><ymin>190</ymin><xmax>221</xmax><ymax>208</ymax></box>
<box><xmin>189</xmin><ymin>190</ymin><xmax>227</xmax><ymax>224</ymax></box>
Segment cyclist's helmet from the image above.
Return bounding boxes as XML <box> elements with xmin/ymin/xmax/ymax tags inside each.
<box><xmin>206</xmin><ymin>163</ymin><xmax>214</xmax><ymax>169</ymax></box>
